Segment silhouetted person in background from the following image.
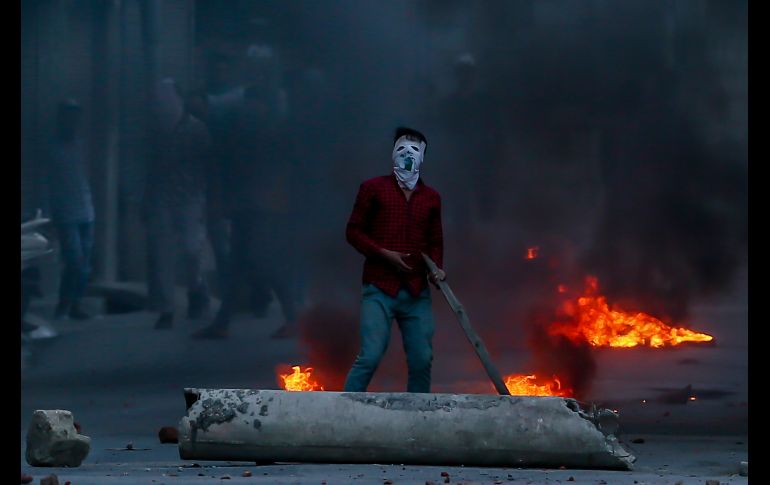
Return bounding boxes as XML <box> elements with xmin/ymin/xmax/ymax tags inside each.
<box><xmin>437</xmin><ymin>54</ymin><xmax>504</xmax><ymax>226</ymax></box>
<box><xmin>47</xmin><ymin>100</ymin><xmax>95</xmax><ymax>320</ymax></box>
<box><xmin>193</xmin><ymin>83</ymin><xmax>297</xmax><ymax>339</ymax></box>
<box><xmin>185</xmin><ymin>90</ymin><xmax>231</xmax><ymax>300</ymax></box>
<box><xmin>144</xmin><ymin>79</ymin><xmax>211</xmax><ymax>329</ymax></box>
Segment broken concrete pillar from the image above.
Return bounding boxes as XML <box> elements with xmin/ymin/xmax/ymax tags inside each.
<box><xmin>26</xmin><ymin>410</ymin><xmax>91</xmax><ymax>467</ymax></box>
<box><xmin>178</xmin><ymin>389</ymin><xmax>635</xmax><ymax>470</ymax></box>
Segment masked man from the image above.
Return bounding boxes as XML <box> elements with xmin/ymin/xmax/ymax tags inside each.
<box><xmin>343</xmin><ymin>127</ymin><xmax>446</xmax><ymax>393</ymax></box>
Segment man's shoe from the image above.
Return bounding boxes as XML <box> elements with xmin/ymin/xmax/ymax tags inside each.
<box><xmin>191</xmin><ymin>324</ymin><xmax>228</xmax><ymax>340</ymax></box>
<box><xmin>154</xmin><ymin>312</ymin><xmax>174</xmax><ymax>329</ymax></box>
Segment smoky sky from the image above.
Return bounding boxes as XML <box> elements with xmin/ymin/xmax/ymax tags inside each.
<box><xmin>191</xmin><ymin>0</ymin><xmax>746</xmax><ymax>385</ymax></box>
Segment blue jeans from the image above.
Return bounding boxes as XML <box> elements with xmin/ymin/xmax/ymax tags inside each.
<box><xmin>344</xmin><ymin>284</ymin><xmax>435</xmax><ymax>393</ymax></box>
<box><xmin>56</xmin><ymin>221</ymin><xmax>94</xmax><ymax>304</ymax></box>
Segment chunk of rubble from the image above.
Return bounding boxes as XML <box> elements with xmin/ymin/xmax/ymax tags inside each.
<box><xmin>179</xmin><ymin>389</ymin><xmax>635</xmax><ymax>469</ymax></box>
<box><xmin>26</xmin><ymin>410</ymin><xmax>90</xmax><ymax>467</ymax></box>
<box><xmin>158</xmin><ymin>426</ymin><xmax>179</xmax><ymax>444</ymax></box>
<box><xmin>40</xmin><ymin>474</ymin><xmax>59</xmax><ymax>485</ymax></box>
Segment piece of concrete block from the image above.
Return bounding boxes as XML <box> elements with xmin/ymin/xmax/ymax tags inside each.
<box><xmin>178</xmin><ymin>389</ymin><xmax>635</xmax><ymax>469</ymax></box>
<box><xmin>25</xmin><ymin>410</ymin><xmax>91</xmax><ymax>467</ymax></box>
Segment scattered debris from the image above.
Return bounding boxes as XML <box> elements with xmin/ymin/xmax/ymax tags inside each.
<box><xmin>740</xmin><ymin>461</ymin><xmax>748</xmax><ymax>476</ymax></box>
<box><xmin>197</xmin><ymin>473</ymin><xmax>205</xmax><ymax>477</ymax></box>
<box><xmin>220</xmin><ymin>475</ymin><xmax>231</xmax><ymax>480</ymax></box>
<box><xmin>242</xmin><ymin>470</ymin><xmax>252</xmax><ymax>477</ymax></box>
<box><xmin>126</xmin><ymin>442</ymin><xmax>134</xmax><ymax>450</ymax></box>
<box><xmin>426</xmin><ymin>481</ymin><xmax>437</xmax><ymax>485</ymax></box>
<box><xmin>40</xmin><ymin>475</ymin><xmax>59</xmax><ymax>485</ymax></box>
<box><xmin>26</xmin><ymin>410</ymin><xmax>91</xmax><ymax>467</ymax></box>
<box><xmin>384</xmin><ymin>480</ymin><xmax>393</xmax><ymax>484</ymax></box>
<box><xmin>64</xmin><ymin>481</ymin><xmax>71</xmax><ymax>485</ymax></box>
<box><xmin>567</xmin><ymin>477</ymin><xmax>575</xmax><ymax>482</ymax></box>
<box><xmin>158</xmin><ymin>427</ymin><xmax>179</xmax><ymax>444</ymax></box>
<box><xmin>705</xmin><ymin>481</ymin><xmax>720</xmax><ymax>485</ymax></box>
<box><xmin>631</xmin><ymin>438</ymin><xmax>645</xmax><ymax>444</ymax></box>
<box><xmin>21</xmin><ymin>473</ymin><xmax>33</xmax><ymax>484</ymax></box>
<box><xmin>441</xmin><ymin>472</ymin><xmax>449</xmax><ymax>477</ymax></box>
<box><xmin>443</xmin><ymin>477</ymin><xmax>450</xmax><ymax>484</ymax></box>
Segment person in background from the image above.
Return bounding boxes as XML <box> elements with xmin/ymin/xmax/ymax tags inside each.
<box><xmin>144</xmin><ymin>79</ymin><xmax>211</xmax><ymax>329</ymax></box>
<box><xmin>47</xmin><ymin>99</ymin><xmax>95</xmax><ymax>320</ymax></box>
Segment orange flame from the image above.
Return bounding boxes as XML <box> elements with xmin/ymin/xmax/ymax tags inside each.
<box><xmin>549</xmin><ymin>276</ymin><xmax>714</xmax><ymax>348</ymax></box>
<box><xmin>525</xmin><ymin>246</ymin><xmax>540</xmax><ymax>260</ymax></box>
<box><xmin>502</xmin><ymin>374</ymin><xmax>571</xmax><ymax>397</ymax></box>
<box><xmin>279</xmin><ymin>366</ymin><xmax>324</xmax><ymax>391</ymax></box>
<box><xmin>557</xmin><ymin>284</ymin><xmax>568</xmax><ymax>293</ymax></box>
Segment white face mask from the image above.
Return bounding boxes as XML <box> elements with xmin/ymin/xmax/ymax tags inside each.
<box><xmin>392</xmin><ymin>135</ymin><xmax>426</xmax><ymax>190</ymax></box>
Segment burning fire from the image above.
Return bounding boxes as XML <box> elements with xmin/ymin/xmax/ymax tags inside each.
<box><xmin>525</xmin><ymin>246</ymin><xmax>540</xmax><ymax>260</ymax></box>
<box><xmin>279</xmin><ymin>366</ymin><xmax>324</xmax><ymax>391</ymax></box>
<box><xmin>549</xmin><ymin>276</ymin><xmax>714</xmax><ymax>348</ymax></box>
<box><xmin>502</xmin><ymin>374</ymin><xmax>571</xmax><ymax>397</ymax></box>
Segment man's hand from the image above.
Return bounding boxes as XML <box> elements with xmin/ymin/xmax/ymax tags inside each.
<box><xmin>379</xmin><ymin>248</ymin><xmax>413</xmax><ymax>272</ymax></box>
<box><xmin>428</xmin><ymin>268</ymin><xmax>446</xmax><ymax>287</ymax></box>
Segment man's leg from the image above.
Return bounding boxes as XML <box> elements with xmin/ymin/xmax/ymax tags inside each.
<box><xmin>69</xmin><ymin>221</ymin><xmax>95</xmax><ymax>319</ymax></box>
<box><xmin>343</xmin><ymin>284</ymin><xmax>395</xmax><ymax>392</ymax></box>
<box><xmin>260</xmin><ymin>214</ymin><xmax>297</xmax><ymax>338</ymax></box>
<box><xmin>242</xmin><ymin>213</ymin><xmax>272</xmax><ymax>318</ymax></box>
<box><xmin>192</xmin><ymin>212</ymin><xmax>248</xmax><ymax>338</ymax></box>
<box><xmin>54</xmin><ymin>223</ymin><xmax>81</xmax><ymax>319</ymax></box>
<box><xmin>146</xmin><ymin>206</ymin><xmax>176</xmax><ymax>328</ymax></box>
<box><xmin>206</xmin><ymin>216</ymin><xmax>230</xmax><ymax>298</ymax></box>
<box><xmin>176</xmin><ymin>201</ymin><xmax>209</xmax><ymax>319</ymax></box>
<box><xmin>395</xmin><ymin>288</ymin><xmax>435</xmax><ymax>393</ymax></box>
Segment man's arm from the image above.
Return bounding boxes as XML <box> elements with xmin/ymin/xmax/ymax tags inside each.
<box><xmin>346</xmin><ymin>182</ymin><xmax>381</xmax><ymax>258</ymax></box>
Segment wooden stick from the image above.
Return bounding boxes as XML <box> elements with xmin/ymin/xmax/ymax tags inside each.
<box><xmin>422</xmin><ymin>253</ymin><xmax>511</xmax><ymax>395</ymax></box>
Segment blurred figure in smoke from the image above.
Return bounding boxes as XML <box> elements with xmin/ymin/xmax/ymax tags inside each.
<box><xmin>144</xmin><ymin>79</ymin><xmax>211</xmax><ymax>329</ymax></box>
<box><xmin>185</xmin><ymin>89</ymin><xmax>232</xmax><ymax>301</ymax></box>
<box><xmin>436</xmin><ymin>53</ymin><xmax>504</xmax><ymax>227</ymax></box>
<box><xmin>343</xmin><ymin>127</ymin><xmax>445</xmax><ymax>393</ymax></box>
<box><xmin>193</xmin><ymin>79</ymin><xmax>298</xmax><ymax>339</ymax></box>
<box><xmin>47</xmin><ymin>99</ymin><xmax>95</xmax><ymax>320</ymax></box>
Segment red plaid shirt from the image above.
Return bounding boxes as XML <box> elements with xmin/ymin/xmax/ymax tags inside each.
<box><xmin>346</xmin><ymin>174</ymin><xmax>444</xmax><ymax>297</ymax></box>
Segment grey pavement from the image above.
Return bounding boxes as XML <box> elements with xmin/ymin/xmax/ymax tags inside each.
<box><xmin>21</xmin><ymin>281</ymin><xmax>748</xmax><ymax>484</ymax></box>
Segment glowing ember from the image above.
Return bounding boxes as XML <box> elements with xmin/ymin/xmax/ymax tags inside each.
<box><xmin>689</xmin><ymin>396</ymin><xmax>697</xmax><ymax>401</ymax></box>
<box><xmin>525</xmin><ymin>246</ymin><xmax>540</xmax><ymax>260</ymax></box>
<box><xmin>557</xmin><ymin>284</ymin><xmax>568</xmax><ymax>293</ymax></box>
<box><xmin>279</xmin><ymin>366</ymin><xmax>324</xmax><ymax>392</ymax></box>
<box><xmin>549</xmin><ymin>276</ymin><xmax>714</xmax><ymax>348</ymax></box>
<box><xmin>502</xmin><ymin>374</ymin><xmax>571</xmax><ymax>397</ymax></box>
